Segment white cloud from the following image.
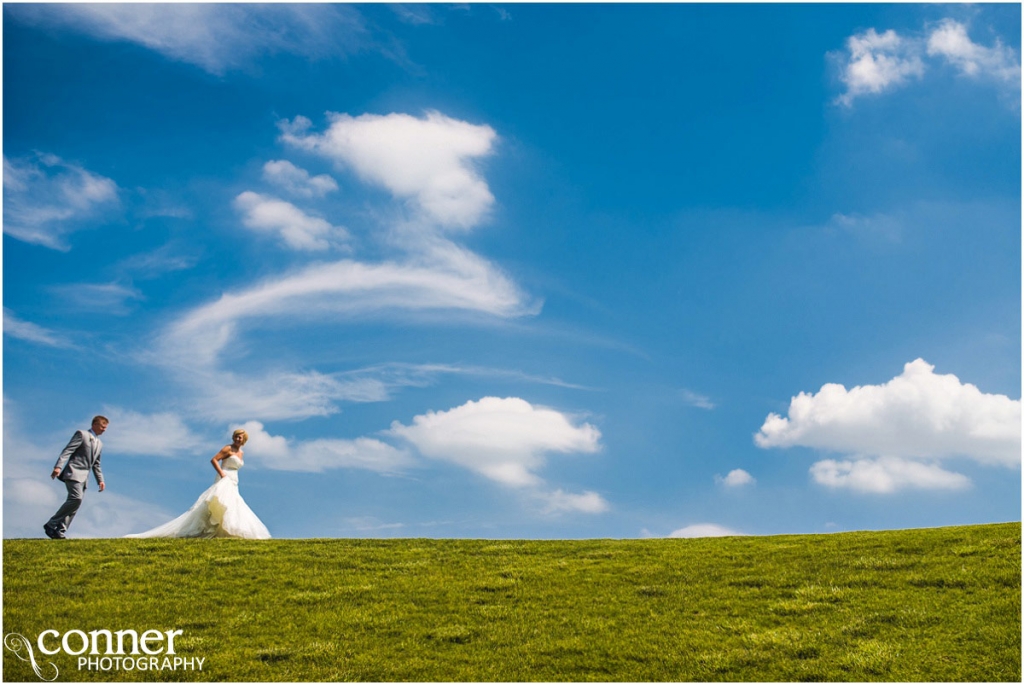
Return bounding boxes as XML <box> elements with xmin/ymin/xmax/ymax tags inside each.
<box><xmin>97</xmin><ymin>408</ymin><xmax>207</xmax><ymax>458</ymax></box>
<box><xmin>716</xmin><ymin>469</ymin><xmax>755</xmax><ymax>488</ymax></box>
<box><xmin>234</xmin><ymin>191</ymin><xmax>348</xmax><ymax>251</ymax></box>
<box><xmin>668</xmin><ymin>523</ymin><xmax>742</xmax><ymax>538</ymax></box>
<box><xmin>927</xmin><ymin>20</ymin><xmax>1021</xmax><ymax>83</ymax></box>
<box><xmin>386</xmin><ymin>397</ymin><xmax>608</xmax><ymax>516</ymax></box>
<box><xmin>810</xmin><ymin>457</ymin><xmax>971</xmax><ymax>494</ymax></box>
<box><xmin>540</xmin><ymin>489</ymin><xmax>609</xmax><ymax>514</ymax></box>
<box><xmin>836</xmin><ymin>28</ymin><xmax>925</xmax><ymax>106</ymax></box>
<box><xmin>756</xmin><ymin>359</ymin><xmax>1020</xmax><ymax>467</ymax></box>
<box><xmin>236</xmin><ymin>420</ymin><xmax>413</xmax><ymax>474</ymax></box>
<box><xmin>51</xmin><ymin>282</ymin><xmax>144</xmax><ymax>316</ymax></box>
<box><xmin>389</xmin><ymin>396</ymin><xmax>601</xmax><ymax>488</ymax></box>
<box><xmin>681</xmin><ymin>389</ymin><xmax>716</xmax><ymax>410</ymax></box>
<box><xmin>8</xmin><ymin>4</ymin><xmax>369</xmax><ymax>75</ymax></box>
<box><xmin>262</xmin><ymin>160</ymin><xmax>338</xmax><ymax>198</ymax></box>
<box><xmin>280</xmin><ymin>111</ymin><xmax>497</xmax><ymax>229</ymax></box>
<box><xmin>757</xmin><ymin>359</ymin><xmax>1020</xmax><ymax>493</ymax></box>
<box><xmin>3</xmin><ymin>309</ymin><xmax>73</xmax><ymax>348</ymax></box>
<box><xmin>3</xmin><ymin>153</ymin><xmax>119</xmax><ymax>250</ymax></box>
<box><xmin>833</xmin><ymin>20</ymin><xmax>1020</xmax><ymax>106</ymax></box>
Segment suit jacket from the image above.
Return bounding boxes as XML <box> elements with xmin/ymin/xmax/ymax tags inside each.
<box><xmin>54</xmin><ymin>429</ymin><xmax>104</xmax><ymax>487</ymax></box>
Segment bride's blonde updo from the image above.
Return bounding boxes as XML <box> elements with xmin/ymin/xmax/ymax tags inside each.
<box><xmin>232</xmin><ymin>429</ymin><xmax>249</xmax><ymax>445</ymax></box>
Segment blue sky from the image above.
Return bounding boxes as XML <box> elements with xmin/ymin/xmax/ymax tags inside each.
<box><xmin>3</xmin><ymin>3</ymin><xmax>1020</xmax><ymax>539</ymax></box>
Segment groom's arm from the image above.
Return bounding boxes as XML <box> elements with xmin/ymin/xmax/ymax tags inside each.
<box><xmin>93</xmin><ymin>449</ymin><xmax>105</xmax><ymax>491</ymax></box>
<box><xmin>51</xmin><ymin>431</ymin><xmax>84</xmax><ymax>479</ymax></box>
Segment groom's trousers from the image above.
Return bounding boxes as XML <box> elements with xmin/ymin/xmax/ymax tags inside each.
<box><xmin>46</xmin><ymin>480</ymin><xmax>85</xmax><ymax>536</ymax></box>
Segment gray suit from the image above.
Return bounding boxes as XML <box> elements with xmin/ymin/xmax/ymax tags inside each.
<box><xmin>45</xmin><ymin>429</ymin><xmax>104</xmax><ymax>537</ymax></box>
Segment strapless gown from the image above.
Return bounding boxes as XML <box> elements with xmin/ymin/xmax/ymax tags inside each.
<box><xmin>126</xmin><ymin>456</ymin><xmax>270</xmax><ymax>539</ymax></box>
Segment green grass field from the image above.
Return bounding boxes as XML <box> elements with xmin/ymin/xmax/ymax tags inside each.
<box><xmin>3</xmin><ymin>522</ymin><xmax>1020</xmax><ymax>682</ymax></box>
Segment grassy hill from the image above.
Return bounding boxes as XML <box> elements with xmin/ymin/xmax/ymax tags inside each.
<box><xmin>3</xmin><ymin>522</ymin><xmax>1019</xmax><ymax>681</ymax></box>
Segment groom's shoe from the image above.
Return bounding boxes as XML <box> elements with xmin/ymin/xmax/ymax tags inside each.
<box><xmin>43</xmin><ymin>525</ymin><xmax>64</xmax><ymax>540</ymax></box>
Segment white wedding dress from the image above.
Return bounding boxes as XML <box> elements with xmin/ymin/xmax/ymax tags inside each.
<box><xmin>126</xmin><ymin>455</ymin><xmax>270</xmax><ymax>539</ymax></box>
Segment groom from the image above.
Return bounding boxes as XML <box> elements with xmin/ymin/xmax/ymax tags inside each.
<box><xmin>44</xmin><ymin>415</ymin><xmax>108</xmax><ymax>539</ymax></box>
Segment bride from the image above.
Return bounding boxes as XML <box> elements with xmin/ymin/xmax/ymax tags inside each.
<box><xmin>126</xmin><ymin>429</ymin><xmax>270</xmax><ymax>539</ymax></box>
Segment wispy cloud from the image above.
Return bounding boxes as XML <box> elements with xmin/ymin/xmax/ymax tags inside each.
<box><xmin>177</xmin><ymin>362</ymin><xmax>574</xmax><ymax>425</ymax></box>
<box><xmin>827</xmin><ymin>212</ymin><xmax>903</xmax><ymax>244</ymax></box>
<box><xmin>756</xmin><ymin>359</ymin><xmax>1020</xmax><ymax>493</ymax></box>
<box><xmin>98</xmin><ymin>407</ymin><xmax>208</xmax><ymax>458</ymax></box>
<box><xmin>134</xmin><ymin>188</ymin><xmax>193</xmax><ymax>221</ymax></box>
<box><xmin>342</xmin><ymin>516</ymin><xmax>406</xmax><ymax>532</ymax></box>
<box><xmin>238</xmin><ymin>421</ymin><xmax>414</xmax><ymax>474</ymax></box>
<box><xmin>162</xmin><ymin>361</ymin><xmax>587</xmax><ymax>425</ymax></box>
<box><xmin>347</xmin><ymin>362</ymin><xmax>593</xmax><ymax>391</ymax></box>
<box><xmin>390</xmin><ymin>5</ymin><xmax>438</xmax><ymax>26</ymax></box>
<box><xmin>3</xmin><ymin>153</ymin><xmax>119</xmax><ymax>251</ymax></box>
<box><xmin>3</xmin><ymin>309</ymin><xmax>73</xmax><ymax>348</ymax></box>
<box><xmin>2</xmin><ymin>398</ymin><xmax>60</xmax><ymax>478</ymax></box>
<box><xmin>51</xmin><ymin>282</ymin><xmax>144</xmax><ymax>316</ymax></box>
<box><xmin>7</xmin><ymin>4</ymin><xmax>371</xmax><ymax>75</ymax></box>
<box><xmin>169</xmin><ymin>369</ymin><xmax>389</xmax><ymax>423</ymax></box>
<box><xmin>117</xmin><ymin>242</ymin><xmax>200</xmax><ymax>279</ymax></box>
<box><xmin>680</xmin><ymin>389</ymin><xmax>716</xmax><ymax>410</ymax></box>
<box><xmin>161</xmin><ymin>245</ymin><xmax>533</xmax><ymax>366</ymax></box>
<box><xmin>153</xmin><ymin>244</ymin><xmax>536</xmax><ymax>421</ymax></box>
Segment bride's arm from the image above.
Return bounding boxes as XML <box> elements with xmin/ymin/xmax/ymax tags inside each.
<box><xmin>211</xmin><ymin>446</ymin><xmax>231</xmax><ymax>478</ymax></box>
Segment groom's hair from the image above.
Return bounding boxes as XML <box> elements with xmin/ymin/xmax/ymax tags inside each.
<box><xmin>92</xmin><ymin>415</ymin><xmax>109</xmax><ymax>426</ymax></box>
